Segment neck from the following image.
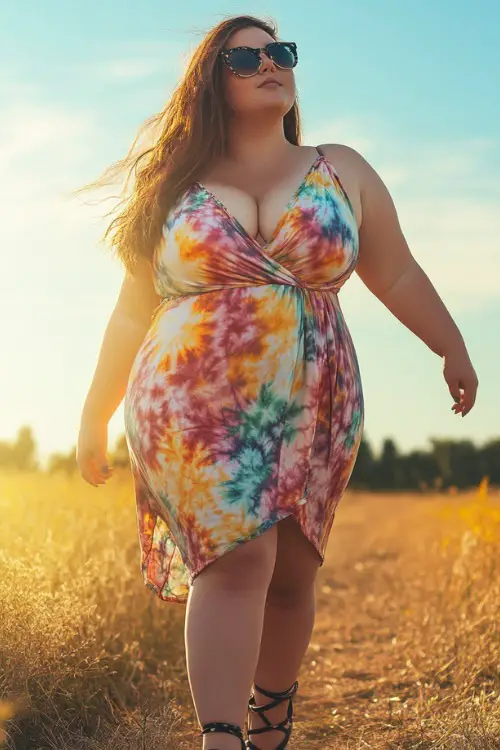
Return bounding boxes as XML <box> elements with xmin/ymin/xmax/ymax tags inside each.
<box><xmin>225</xmin><ymin>115</ymin><xmax>296</xmax><ymax>170</ymax></box>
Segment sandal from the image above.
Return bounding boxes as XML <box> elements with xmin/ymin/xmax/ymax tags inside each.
<box><xmin>246</xmin><ymin>680</ymin><xmax>299</xmax><ymax>749</ymax></box>
<box><xmin>201</xmin><ymin>721</ymin><xmax>245</xmax><ymax>749</ymax></box>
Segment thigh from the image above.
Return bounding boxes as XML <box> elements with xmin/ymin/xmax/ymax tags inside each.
<box><xmin>268</xmin><ymin>516</ymin><xmax>321</xmax><ymax>597</ymax></box>
<box><xmin>194</xmin><ymin>523</ymin><xmax>279</xmax><ymax>592</ymax></box>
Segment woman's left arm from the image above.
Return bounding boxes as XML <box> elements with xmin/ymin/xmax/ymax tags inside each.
<box><xmin>349</xmin><ymin>147</ymin><xmax>478</xmax><ymax>417</ymax></box>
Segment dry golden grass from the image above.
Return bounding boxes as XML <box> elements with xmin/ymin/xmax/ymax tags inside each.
<box><xmin>0</xmin><ymin>470</ymin><xmax>499</xmax><ymax>749</ymax></box>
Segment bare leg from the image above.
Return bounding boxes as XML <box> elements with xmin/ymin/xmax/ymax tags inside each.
<box><xmin>248</xmin><ymin>516</ymin><xmax>320</xmax><ymax>749</ymax></box>
<box><xmin>185</xmin><ymin>527</ymin><xmax>278</xmax><ymax>750</ymax></box>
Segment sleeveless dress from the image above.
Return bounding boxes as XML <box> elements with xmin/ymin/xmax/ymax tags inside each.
<box><xmin>123</xmin><ymin>146</ymin><xmax>364</xmax><ymax>603</ymax></box>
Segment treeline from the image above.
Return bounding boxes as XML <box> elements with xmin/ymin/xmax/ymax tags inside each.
<box><xmin>351</xmin><ymin>436</ymin><xmax>500</xmax><ymax>491</ymax></box>
<box><xmin>1</xmin><ymin>426</ymin><xmax>500</xmax><ymax>491</ymax></box>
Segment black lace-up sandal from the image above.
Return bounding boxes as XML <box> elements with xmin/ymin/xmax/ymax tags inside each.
<box><xmin>246</xmin><ymin>680</ymin><xmax>299</xmax><ymax>749</ymax></box>
<box><xmin>201</xmin><ymin>721</ymin><xmax>246</xmax><ymax>749</ymax></box>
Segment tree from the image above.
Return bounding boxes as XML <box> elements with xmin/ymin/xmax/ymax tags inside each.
<box><xmin>430</xmin><ymin>439</ymin><xmax>453</xmax><ymax>486</ymax></box>
<box><xmin>450</xmin><ymin>440</ymin><xmax>484</xmax><ymax>489</ymax></box>
<box><xmin>350</xmin><ymin>436</ymin><xmax>375</xmax><ymax>489</ymax></box>
<box><xmin>480</xmin><ymin>439</ymin><xmax>500</xmax><ymax>485</ymax></box>
<box><xmin>47</xmin><ymin>447</ymin><xmax>78</xmax><ymax>475</ymax></box>
<box><xmin>402</xmin><ymin>450</ymin><xmax>440</xmax><ymax>491</ymax></box>
<box><xmin>12</xmin><ymin>426</ymin><xmax>38</xmax><ymax>471</ymax></box>
<box><xmin>374</xmin><ymin>438</ymin><xmax>406</xmax><ymax>490</ymax></box>
<box><xmin>431</xmin><ymin>439</ymin><xmax>484</xmax><ymax>489</ymax></box>
<box><xmin>111</xmin><ymin>434</ymin><xmax>130</xmax><ymax>467</ymax></box>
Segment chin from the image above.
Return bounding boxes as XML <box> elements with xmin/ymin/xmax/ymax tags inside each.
<box><xmin>252</xmin><ymin>93</ymin><xmax>292</xmax><ymax>112</ymax></box>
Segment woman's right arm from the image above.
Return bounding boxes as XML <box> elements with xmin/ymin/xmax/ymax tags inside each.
<box><xmin>77</xmin><ymin>257</ymin><xmax>162</xmax><ymax>486</ymax></box>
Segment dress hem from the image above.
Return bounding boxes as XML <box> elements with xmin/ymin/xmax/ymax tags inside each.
<box><xmin>144</xmin><ymin>504</ymin><xmax>325</xmax><ymax>604</ymax></box>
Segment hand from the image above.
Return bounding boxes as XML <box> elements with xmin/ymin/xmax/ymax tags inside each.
<box><xmin>77</xmin><ymin>417</ymin><xmax>114</xmax><ymax>487</ymax></box>
<box><xmin>443</xmin><ymin>348</ymin><xmax>478</xmax><ymax>417</ymax></box>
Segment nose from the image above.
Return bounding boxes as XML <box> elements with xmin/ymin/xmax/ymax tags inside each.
<box><xmin>259</xmin><ymin>50</ymin><xmax>277</xmax><ymax>74</ymax></box>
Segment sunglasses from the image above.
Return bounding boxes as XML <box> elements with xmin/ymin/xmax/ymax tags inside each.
<box><xmin>219</xmin><ymin>41</ymin><xmax>298</xmax><ymax>78</ymax></box>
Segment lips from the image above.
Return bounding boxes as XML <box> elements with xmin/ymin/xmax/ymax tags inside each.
<box><xmin>258</xmin><ymin>77</ymin><xmax>281</xmax><ymax>87</ymax></box>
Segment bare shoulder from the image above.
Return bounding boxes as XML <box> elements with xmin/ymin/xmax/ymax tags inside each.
<box><xmin>316</xmin><ymin>143</ymin><xmax>387</xmax><ymax>230</ymax></box>
<box><xmin>317</xmin><ymin>145</ymin><xmax>413</xmax><ymax>297</ymax></box>
<box><xmin>315</xmin><ymin>143</ymin><xmax>365</xmax><ymax>227</ymax></box>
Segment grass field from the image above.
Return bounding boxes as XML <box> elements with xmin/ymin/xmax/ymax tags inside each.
<box><xmin>0</xmin><ymin>470</ymin><xmax>499</xmax><ymax>749</ymax></box>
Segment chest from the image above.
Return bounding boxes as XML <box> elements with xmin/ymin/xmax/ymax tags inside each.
<box><xmin>197</xmin><ymin>181</ymin><xmax>300</xmax><ymax>247</ymax></box>
<box><xmin>191</xmin><ymin>157</ymin><xmax>358</xmax><ymax>252</ymax></box>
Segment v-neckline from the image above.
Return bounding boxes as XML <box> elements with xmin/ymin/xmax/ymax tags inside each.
<box><xmin>193</xmin><ymin>151</ymin><xmax>324</xmax><ymax>252</ymax></box>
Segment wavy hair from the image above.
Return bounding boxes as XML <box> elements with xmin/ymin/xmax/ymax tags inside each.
<box><xmin>77</xmin><ymin>15</ymin><xmax>302</xmax><ymax>274</ymax></box>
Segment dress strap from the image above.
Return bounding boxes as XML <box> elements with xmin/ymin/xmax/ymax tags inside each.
<box><xmin>315</xmin><ymin>144</ymin><xmax>325</xmax><ymax>158</ymax></box>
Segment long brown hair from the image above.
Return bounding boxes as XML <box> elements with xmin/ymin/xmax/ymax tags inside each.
<box><xmin>78</xmin><ymin>15</ymin><xmax>302</xmax><ymax>274</ymax></box>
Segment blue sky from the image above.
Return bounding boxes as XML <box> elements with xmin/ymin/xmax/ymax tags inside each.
<box><xmin>1</xmin><ymin>0</ymin><xmax>499</xmax><ymax>465</ymax></box>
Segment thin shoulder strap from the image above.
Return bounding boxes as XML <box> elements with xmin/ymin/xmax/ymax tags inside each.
<box><xmin>315</xmin><ymin>145</ymin><xmax>324</xmax><ymax>157</ymax></box>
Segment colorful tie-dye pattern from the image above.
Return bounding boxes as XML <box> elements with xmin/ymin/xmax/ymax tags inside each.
<box><xmin>124</xmin><ymin>148</ymin><xmax>364</xmax><ymax>603</ymax></box>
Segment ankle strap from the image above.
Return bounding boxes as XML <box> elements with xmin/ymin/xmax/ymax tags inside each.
<box><xmin>252</xmin><ymin>680</ymin><xmax>299</xmax><ymax>703</ymax></box>
<box><xmin>201</xmin><ymin>721</ymin><xmax>245</xmax><ymax>749</ymax></box>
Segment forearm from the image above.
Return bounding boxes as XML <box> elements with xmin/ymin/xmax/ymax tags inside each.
<box><xmin>81</xmin><ymin>309</ymin><xmax>151</xmax><ymax>424</ymax></box>
<box><xmin>377</xmin><ymin>259</ymin><xmax>466</xmax><ymax>358</ymax></box>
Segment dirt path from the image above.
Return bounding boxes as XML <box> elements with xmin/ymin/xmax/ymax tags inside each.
<box><xmin>179</xmin><ymin>492</ymin><xmax>452</xmax><ymax>749</ymax></box>
<box><xmin>292</xmin><ymin>493</ymin><xmax>425</xmax><ymax>747</ymax></box>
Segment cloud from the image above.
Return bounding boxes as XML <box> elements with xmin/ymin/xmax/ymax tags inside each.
<box><xmin>82</xmin><ymin>40</ymin><xmax>192</xmax><ymax>81</ymax></box>
<box><xmin>306</xmin><ymin>116</ymin><xmax>378</xmax><ymax>157</ymax></box>
<box><xmin>1</xmin><ymin>91</ymin><xmax>499</xmax><ymax>316</ymax></box>
<box><xmin>87</xmin><ymin>58</ymin><xmax>167</xmax><ymax>81</ymax></box>
<box><xmin>0</xmin><ymin>87</ymin><xmax>498</xmax><ymax>458</ymax></box>
<box><xmin>0</xmin><ymin>100</ymin><xmax>99</xmax><ymax>225</ymax></box>
<box><xmin>0</xmin><ymin>101</ymin><xmax>95</xmax><ymax>166</ymax></box>
<box><xmin>0</xmin><ymin>92</ymin><xmax>118</xmax><ymax>315</ymax></box>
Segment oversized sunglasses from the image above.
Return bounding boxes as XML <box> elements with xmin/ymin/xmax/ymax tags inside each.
<box><xmin>219</xmin><ymin>41</ymin><xmax>298</xmax><ymax>78</ymax></box>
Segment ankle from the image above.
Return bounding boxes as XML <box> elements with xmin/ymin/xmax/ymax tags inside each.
<box><xmin>202</xmin><ymin>722</ymin><xmax>245</xmax><ymax>750</ymax></box>
<box><xmin>202</xmin><ymin>736</ymin><xmax>243</xmax><ymax>750</ymax></box>
<box><xmin>248</xmin><ymin>685</ymin><xmax>289</xmax><ymax>725</ymax></box>
<box><xmin>247</xmin><ymin>681</ymin><xmax>298</xmax><ymax>749</ymax></box>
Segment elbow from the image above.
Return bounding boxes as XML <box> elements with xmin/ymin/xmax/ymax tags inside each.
<box><xmin>373</xmin><ymin>258</ymin><xmax>420</xmax><ymax>303</ymax></box>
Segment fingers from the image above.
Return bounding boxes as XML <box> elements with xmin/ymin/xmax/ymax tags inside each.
<box><xmin>448</xmin><ymin>380</ymin><xmax>463</xmax><ymax>415</ymax></box>
<box><xmin>78</xmin><ymin>453</ymin><xmax>114</xmax><ymax>487</ymax></box>
<box><xmin>449</xmin><ymin>377</ymin><xmax>478</xmax><ymax>417</ymax></box>
<box><xmin>460</xmin><ymin>376</ymin><xmax>478</xmax><ymax>417</ymax></box>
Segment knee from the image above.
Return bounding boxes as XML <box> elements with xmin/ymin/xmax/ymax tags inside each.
<box><xmin>266</xmin><ymin>576</ymin><xmax>317</xmax><ymax>609</ymax></box>
<box><xmin>266</xmin><ymin>544</ymin><xmax>320</xmax><ymax>608</ymax></box>
<box><xmin>195</xmin><ymin>526</ymin><xmax>278</xmax><ymax>593</ymax></box>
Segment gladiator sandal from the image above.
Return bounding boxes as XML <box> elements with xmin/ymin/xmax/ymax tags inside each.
<box><xmin>246</xmin><ymin>680</ymin><xmax>299</xmax><ymax>750</ymax></box>
<box><xmin>201</xmin><ymin>721</ymin><xmax>246</xmax><ymax>749</ymax></box>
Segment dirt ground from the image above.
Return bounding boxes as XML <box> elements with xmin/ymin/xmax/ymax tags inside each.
<box><xmin>181</xmin><ymin>489</ymin><xmax>500</xmax><ymax>748</ymax></box>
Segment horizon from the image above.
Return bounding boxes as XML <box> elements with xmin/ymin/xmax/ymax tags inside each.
<box><xmin>1</xmin><ymin>0</ymin><xmax>499</xmax><ymax>463</ymax></box>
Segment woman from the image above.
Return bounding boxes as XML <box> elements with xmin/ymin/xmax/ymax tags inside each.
<box><xmin>77</xmin><ymin>14</ymin><xmax>478</xmax><ymax>750</ymax></box>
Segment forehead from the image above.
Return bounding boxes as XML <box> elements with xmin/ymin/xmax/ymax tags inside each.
<box><xmin>225</xmin><ymin>26</ymin><xmax>276</xmax><ymax>48</ymax></box>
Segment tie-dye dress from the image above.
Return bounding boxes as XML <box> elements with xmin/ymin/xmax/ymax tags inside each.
<box><xmin>123</xmin><ymin>146</ymin><xmax>364</xmax><ymax>603</ymax></box>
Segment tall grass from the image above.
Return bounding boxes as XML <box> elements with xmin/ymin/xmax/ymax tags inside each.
<box><xmin>0</xmin><ymin>469</ymin><xmax>190</xmax><ymax>749</ymax></box>
<box><xmin>0</xmin><ymin>470</ymin><xmax>499</xmax><ymax>748</ymax></box>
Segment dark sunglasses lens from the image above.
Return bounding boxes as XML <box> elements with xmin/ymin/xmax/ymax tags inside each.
<box><xmin>227</xmin><ymin>49</ymin><xmax>260</xmax><ymax>76</ymax></box>
<box><xmin>268</xmin><ymin>43</ymin><xmax>296</xmax><ymax>69</ymax></box>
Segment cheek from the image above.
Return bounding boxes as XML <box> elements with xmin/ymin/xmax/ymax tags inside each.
<box><xmin>284</xmin><ymin>75</ymin><xmax>296</xmax><ymax>102</ymax></box>
<box><xmin>225</xmin><ymin>76</ymin><xmax>255</xmax><ymax>110</ymax></box>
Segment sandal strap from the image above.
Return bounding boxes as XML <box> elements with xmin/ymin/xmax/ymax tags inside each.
<box><xmin>253</xmin><ymin>680</ymin><xmax>299</xmax><ymax>705</ymax></box>
<box><xmin>247</xmin><ymin>680</ymin><xmax>299</xmax><ymax>749</ymax></box>
<box><xmin>201</xmin><ymin>721</ymin><xmax>245</xmax><ymax>749</ymax></box>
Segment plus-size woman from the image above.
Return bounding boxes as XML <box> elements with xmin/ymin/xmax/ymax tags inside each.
<box><xmin>77</xmin><ymin>15</ymin><xmax>478</xmax><ymax>750</ymax></box>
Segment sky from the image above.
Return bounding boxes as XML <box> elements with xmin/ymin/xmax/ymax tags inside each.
<box><xmin>1</xmin><ymin>0</ymin><xmax>499</xmax><ymax>466</ymax></box>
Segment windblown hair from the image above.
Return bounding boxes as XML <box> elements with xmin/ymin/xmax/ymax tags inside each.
<box><xmin>78</xmin><ymin>15</ymin><xmax>302</xmax><ymax>274</ymax></box>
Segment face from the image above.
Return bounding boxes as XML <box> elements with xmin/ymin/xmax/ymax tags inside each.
<box><xmin>220</xmin><ymin>26</ymin><xmax>297</xmax><ymax>118</ymax></box>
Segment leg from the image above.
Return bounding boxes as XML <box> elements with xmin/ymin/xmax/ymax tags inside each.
<box><xmin>248</xmin><ymin>515</ymin><xmax>321</xmax><ymax>749</ymax></box>
<box><xmin>185</xmin><ymin>526</ymin><xmax>278</xmax><ymax>750</ymax></box>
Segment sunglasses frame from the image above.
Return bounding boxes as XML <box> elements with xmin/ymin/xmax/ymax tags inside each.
<box><xmin>219</xmin><ymin>41</ymin><xmax>298</xmax><ymax>78</ymax></box>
